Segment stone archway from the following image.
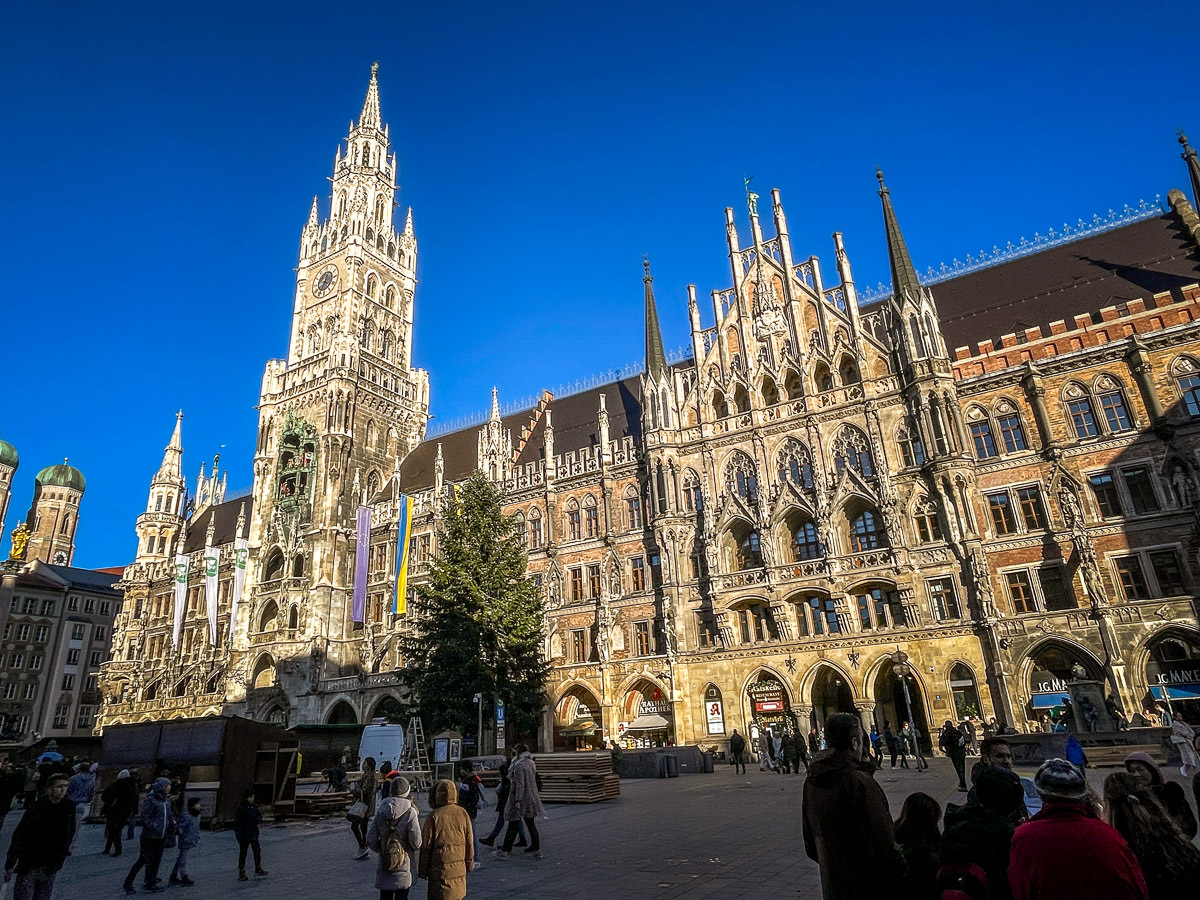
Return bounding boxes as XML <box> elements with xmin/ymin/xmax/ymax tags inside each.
<box><xmin>369</xmin><ymin>694</ymin><xmax>404</xmax><ymax>723</ymax></box>
<box><xmin>554</xmin><ymin>684</ymin><xmax>602</xmax><ymax>751</ymax></box>
<box><xmin>325</xmin><ymin>700</ymin><xmax>358</xmax><ymax>725</ymax></box>
<box><xmin>809</xmin><ymin>665</ymin><xmax>855</xmax><ymax>733</ymax></box>
<box><xmin>872</xmin><ymin>658</ymin><xmax>931</xmax><ymax>751</ymax></box>
<box><xmin>620</xmin><ymin>678</ymin><xmax>673</xmax><ymax>748</ymax></box>
<box><xmin>1142</xmin><ymin>627</ymin><xmax>1200</xmax><ymax>719</ymax></box>
<box><xmin>1023</xmin><ymin>639</ymin><xmax>1104</xmax><ymax>728</ymax></box>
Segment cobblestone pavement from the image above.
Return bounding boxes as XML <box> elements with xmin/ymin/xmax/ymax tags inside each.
<box><xmin>33</xmin><ymin>757</ymin><xmax>1200</xmax><ymax>899</ymax></box>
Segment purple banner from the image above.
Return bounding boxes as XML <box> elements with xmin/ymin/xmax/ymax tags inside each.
<box><xmin>352</xmin><ymin>505</ymin><xmax>371</xmax><ymax>623</ymax></box>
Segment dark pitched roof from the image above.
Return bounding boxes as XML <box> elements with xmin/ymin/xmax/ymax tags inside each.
<box><xmin>42</xmin><ymin>564</ymin><xmax>122</xmax><ymax>595</ymax></box>
<box><xmin>906</xmin><ymin>212</ymin><xmax>1200</xmax><ymax>353</ymax></box>
<box><xmin>183</xmin><ymin>496</ymin><xmax>253</xmax><ymax>553</ymax></box>
<box><xmin>400</xmin><ymin>377</ymin><xmax>644</xmax><ymax>494</ymax></box>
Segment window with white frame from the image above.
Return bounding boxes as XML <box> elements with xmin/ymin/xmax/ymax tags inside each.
<box><xmin>928</xmin><ymin>577</ymin><xmax>961</xmax><ymax>620</ymax></box>
<box><xmin>1174</xmin><ymin>357</ymin><xmax>1200</xmax><ymax>416</ymax></box>
<box><xmin>1062</xmin><ymin>376</ymin><xmax>1136</xmax><ymax>440</ymax></box>
<box><xmin>53</xmin><ymin>704</ymin><xmax>70</xmax><ymax>728</ymax></box>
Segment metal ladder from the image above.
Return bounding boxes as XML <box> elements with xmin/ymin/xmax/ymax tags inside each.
<box><xmin>405</xmin><ymin>716</ymin><xmax>432</xmax><ymax>792</ymax></box>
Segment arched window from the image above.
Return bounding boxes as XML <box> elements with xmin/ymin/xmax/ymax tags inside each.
<box><xmin>624</xmin><ymin>486</ymin><xmax>642</xmax><ymax>530</ymax></box>
<box><xmin>384</xmin><ymin>286</ymin><xmax>396</xmax><ymax>309</ymax></box>
<box><xmin>374</xmin><ymin>195</ymin><xmax>387</xmax><ymax>226</ymax></box>
<box><xmin>155</xmin><ymin>493</ymin><xmax>163</xmax><ymax>512</ymax></box>
<box><xmin>1062</xmin><ymin>382</ymin><xmax>1099</xmax><ymax>438</ymax></box>
<box><xmin>288</xmin><ymin>605</ymin><xmax>299</xmax><ymax>629</ymax></box>
<box><xmin>724</xmin><ymin>452</ymin><xmax>759</xmax><ymax>504</ymax></box>
<box><xmin>849</xmin><ymin>509</ymin><xmax>887</xmax><ymax>551</ymax></box>
<box><xmin>712</xmin><ymin>391</ymin><xmax>728</xmax><ymax>419</ymax></box>
<box><xmin>1173</xmin><ymin>358</ymin><xmax>1200</xmax><ymax>416</ymax></box>
<box><xmin>994</xmin><ymin>400</ymin><xmax>1028</xmax><ymax>452</ymax></box>
<box><xmin>360</xmin><ymin>143</ymin><xmax>370</xmax><ymax>166</ymax></box>
<box><xmin>800</xmin><ymin>594</ymin><xmax>840</xmax><ymax>635</ymax></box>
<box><xmin>838</xmin><ymin>356</ymin><xmax>860</xmax><ymax>385</ymax></box>
<box><xmin>366</xmin><ymin>274</ymin><xmax>378</xmax><ymax>300</ymax></box>
<box><xmin>682</xmin><ymin>469</ymin><xmax>702</xmax><ymax>512</ymax></box>
<box><xmin>913</xmin><ymin>497</ymin><xmax>942</xmax><ymax>543</ymax></box>
<box><xmin>513</xmin><ymin>511</ymin><xmax>527</xmax><ymax>548</ymax></box>
<box><xmin>1093</xmin><ymin>376</ymin><xmax>1132</xmax><ymax>433</ymax></box>
<box><xmin>583</xmin><ymin>495</ymin><xmax>599</xmax><ymax>538</ymax></box>
<box><xmin>61</xmin><ymin>513</ymin><xmax>71</xmax><ymax>535</ymax></box>
<box><xmin>337</xmin><ymin>191</ymin><xmax>347</xmax><ymax>217</ymax></box>
<box><xmin>967</xmin><ymin>406</ymin><xmax>997</xmax><ymax>459</ymax></box>
<box><xmin>381</xmin><ymin>330</ymin><xmax>393</xmax><ymax>361</ymax></box>
<box><xmin>660</xmin><ymin>388</ymin><xmax>670</xmax><ymax>428</ymax></box>
<box><xmin>566</xmin><ymin>498</ymin><xmax>581</xmax><ymax>541</ymax></box>
<box><xmin>528</xmin><ymin>507</ymin><xmax>543</xmax><ymax>547</ymax></box>
<box><xmin>365</xmin><ymin>419</ymin><xmax>376</xmax><ymax>448</ymax></box>
<box><xmin>291</xmin><ymin>556</ymin><xmax>305</xmax><ymax>577</ymax></box>
<box><xmin>731</xmin><ymin>526</ymin><xmax>763</xmax><ymax>570</ymax></box>
<box><xmin>832</xmin><ymin>426</ymin><xmax>875</xmax><ymax>479</ymax></box>
<box><xmin>761</xmin><ymin>377</ymin><xmax>780</xmax><ymax>407</ymax></box>
<box><xmin>897</xmin><ymin>422</ymin><xmax>925</xmax><ymax>468</ymax></box>
<box><xmin>784</xmin><ymin>369</ymin><xmax>802</xmax><ymax>400</ymax></box>
<box><xmin>790</xmin><ymin>519</ymin><xmax>823</xmax><ymax>561</ymax></box>
<box><xmin>776</xmin><ymin>439</ymin><xmax>814</xmax><ymax>489</ymax></box>
<box><xmin>366</xmin><ymin>469</ymin><xmax>380</xmax><ymax>500</ymax></box>
<box><xmin>258</xmin><ymin>601</ymin><xmax>279</xmax><ymax>632</ymax></box>
<box><xmin>732</xmin><ymin>385</ymin><xmax>750</xmax><ymax>414</ymax></box>
<box><xmin>856</xmin><ymin>585</ymin><xmax>905</xmax><ymax>630</ymax></box>
<box><xmin>264</xmin><ymin>549</ymin><xmax>285</xmax><ymax>580</ymax></box>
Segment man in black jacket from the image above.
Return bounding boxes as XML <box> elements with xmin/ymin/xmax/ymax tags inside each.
<box><xmin>4</xmin><ymin>773</ymin><xmax>75</xmax><ymax>900</ymax></box>
<box><xmin>729</xmin><ymin>730</ymin><xmax>747</xmax><ymax>774</ymax></box>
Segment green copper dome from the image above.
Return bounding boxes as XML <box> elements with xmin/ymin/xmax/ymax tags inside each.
<box><xmin>0</xmin><ymin>439</ymin><xmax>16</xmax><ymax>469</ymax></box>
<box><xmin>35</xmin><ymin>460</ymin><xmax>86</xmax><ymax>493</ymax></box>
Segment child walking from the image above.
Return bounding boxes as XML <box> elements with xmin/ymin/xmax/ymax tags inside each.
<box><xmin>233</xmin><ymin>790</ymin><xmax>268</xmax><ymax>881</ymax></box>
<box><xmin>169</xmin><ymin>798</ymin><xmax>201</xmax><ymax>887</ymax></box>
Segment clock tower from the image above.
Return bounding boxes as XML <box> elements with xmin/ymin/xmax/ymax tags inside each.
<box><xmin>233</xmin><ymin>65</ymin><xmax>430</xmax><ymax>721</ymax></box>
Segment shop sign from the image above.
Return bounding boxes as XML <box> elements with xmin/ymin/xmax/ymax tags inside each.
<box><xmin>640</xmin><ymin>698</ymin><xmax>672</xmax><ymax>716</ymax></box>
<box><xmin>576</xmin><ymin>703</ymin><xmax>593</xmax><ymax>717</ymax></box>
<box><xmin>755</xmin><ymin>699</ymin><xmax>785</xmax><ymax>713</ymax></box>
<box><xmin>616</xmin><ymin>722</ymin><xmax>628</xmax><ymax>736</ymax></box>
<box><xmin>706</xmin><ymin>699</ymin><xmax>725</xmax><ymax>735</ymax></box>
<box><xmin>1030</xmin><ymin>669</ymin><xmax>1069</xmax><ymax>695</ymax></box>
<box><xmin>1152</xmin><ymin>661</ymin><xmax>1200</xmax><ymax>685</ymax></box>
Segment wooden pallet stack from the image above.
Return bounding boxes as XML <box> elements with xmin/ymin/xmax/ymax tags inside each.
<box><xmin>294</xmin><ymin>790</ymin><xmax>353</xmax><ymax>818</ymax></box>
<box><xmin>533</xmin><ymin>751</ymin><xmax>620</xmax><ymax>803</ymax></box>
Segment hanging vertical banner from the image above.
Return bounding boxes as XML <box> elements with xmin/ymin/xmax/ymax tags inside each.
<box><xmin>230</xmin><ymin>537</ymin><xmax>249</xmax><ymax>636</ymax></box>
<box><xmin>393</xmin><ymin>494</ymin><xmax>413</xmax><ymax>615</ymax></box>
<box><xmin>352</xmin><ymin>505</ymin><xmax>371</xmax><ymax>623</ymax></box>
<box><xmin>204</xmin><ymin>544</ymin><xmax>221</xmax><ymax>645</ymax></box>
<box><xmin>172</xmin><ymin>552</ymin><xmax>189</xmax><ymax>647</ymax></box>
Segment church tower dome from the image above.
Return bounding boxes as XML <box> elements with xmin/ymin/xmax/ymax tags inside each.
<box><xmin>25</xmin><ymin>457</ymin><xmax>86</xmax><ymax>565</ymax></box>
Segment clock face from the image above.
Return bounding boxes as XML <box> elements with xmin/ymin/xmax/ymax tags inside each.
<box><xmin>313</xmin><ymin>266</ymin><xmax>338</xmax><ymax>298</ymax></box>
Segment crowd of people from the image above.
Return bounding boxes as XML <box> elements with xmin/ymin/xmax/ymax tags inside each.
<box><xmin>801</xmin><ymin>712</ymin><xmax>1200</xmax><ymax>900</ymax></box>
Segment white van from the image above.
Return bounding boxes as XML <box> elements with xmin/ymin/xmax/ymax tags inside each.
<box><xmin>359</xmin><ymin>722</ymin><xmax>406</xmax><ymax>772</ymax></box>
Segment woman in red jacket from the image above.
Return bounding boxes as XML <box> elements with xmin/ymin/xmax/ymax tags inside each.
<box><xmin>1008</xmin><ymin>759</ymin><xmax>1147</xmax><ymax>900</ymax></box>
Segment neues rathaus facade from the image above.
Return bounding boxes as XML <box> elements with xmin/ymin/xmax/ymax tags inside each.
<box><xmin>100</xmin><ymin>70</ymin><xmax>1200</xmax><ymax>753</ymax></box>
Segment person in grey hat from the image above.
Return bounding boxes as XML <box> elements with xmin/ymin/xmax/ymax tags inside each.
<box><xmin>1008</xmin><ymin>759</ymin><xmax>1147</xmax><ymax>900</ymax></box>
<box><xmin>367</xmin><ymin>777</ymin><xmax>421</xmax><ymax>900</ymax></box>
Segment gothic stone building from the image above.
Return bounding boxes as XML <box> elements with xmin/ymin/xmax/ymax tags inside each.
<box><xmin>100</xmin><ymin>69</ymin><xmax>1200</xmax><ymax>750</ymax></box>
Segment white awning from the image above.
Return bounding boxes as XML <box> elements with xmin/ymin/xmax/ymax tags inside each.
<box><xmin>625</xmin><ymin>713</ymin><xmax>670</xmax><ymax>731</ymax></box>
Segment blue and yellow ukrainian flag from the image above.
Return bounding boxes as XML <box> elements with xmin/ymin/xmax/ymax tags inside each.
<box><xmin>393</xmin><ymin>493</ymin><xmax>413</xmax><ymax>614</ymax></box>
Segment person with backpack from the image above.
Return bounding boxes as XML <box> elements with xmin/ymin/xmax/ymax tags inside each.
<box><xmin>457</xmin><ymin>760</ymin><xmax>485</xmax><ymax>869</ymax></box>
<box><xmin>367</xmin><ymin>777</ymin><xmax>421</xmax><ymax>900</ymax></box>
<box><xmin>729</xmin><ymin>729</ymin><xmax>747</xmax><ymax>774</ymax></box>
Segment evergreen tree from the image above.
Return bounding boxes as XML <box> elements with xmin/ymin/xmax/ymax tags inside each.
<box><xmin>402</xmin><ymin>471</ymin><xmax>548</xmax><ymax>739</ymax></box>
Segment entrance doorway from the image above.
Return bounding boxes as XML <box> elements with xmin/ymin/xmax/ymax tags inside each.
<box><xmin>621</xmin><ymin>680</ymin><xmax>673</xmax><ymax>748</ymax></box>
<box><xmin>555</xmin><ymin>685</ymin><xmax>603</xmax><ymax>751</ymax></box>
<box><xmin>873</xmin><ymin>662</ymin><xmax>930</xmax><ymax>751</ymax></box>
<box><xmin>809</xmin><ymin>666</ymin><xmax>855</xmax><ymax>733</ymax></box>
<box><xmin>949</xmin><ymin>663</ymin><xmax>982</xmax><ymax>721</ymax></box>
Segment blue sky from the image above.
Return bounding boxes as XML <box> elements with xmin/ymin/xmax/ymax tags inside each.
<box><xmin>1</xmin><ymin>1</ymin><xmax>1196</xmax><ymax>567</ymax></box>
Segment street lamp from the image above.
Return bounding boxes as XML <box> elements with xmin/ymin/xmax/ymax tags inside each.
<box><xmin>891</xmin><ymin>649</ymin><xmax>927</xmax><ymax>770</ymax></box>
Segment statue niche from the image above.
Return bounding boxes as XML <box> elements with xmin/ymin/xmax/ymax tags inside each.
<box><xmin>276</xmin><ymin>412</ymin><xmax>318</xmax><ymax>521</ymax></box>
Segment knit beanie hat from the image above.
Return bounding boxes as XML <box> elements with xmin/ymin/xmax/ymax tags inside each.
<box><xmin>976</xmin><ymin>766</ymin><xmax>1024</xmax><ymax>815</ymax></box>
<box><xmin>390</xmin><ymin>776</ymin><xmax>412</xmax><ymax>799</ymax></box>
<box><xmin>1034</xmin><ymin>758</ymin><xmax>1087</xmax><ymax>801</ymax></box>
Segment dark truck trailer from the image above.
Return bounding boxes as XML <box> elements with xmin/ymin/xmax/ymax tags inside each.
<box><xmin>101</xmin><ymin>715</ymin><xmax>297</xmax><ymax>825</ymax></box>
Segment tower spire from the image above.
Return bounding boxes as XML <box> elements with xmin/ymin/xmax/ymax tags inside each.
<box><xmin>359</xmin><ymin>62</ymin><xmax>382</xmax><ymax>131</ymax></box>
<box><xmin>306</xmin><ymin>195</ymin><xmax>319</xmax><ymax>229</ymax></box>
<box><xmin>877</xmin><ymin>169</ymin><xmax>923</xmax><ymax>306</ymax></box>
<box><xmin>643</xmin><ymin>257</ymin><xmax>667</xmax><ymax>380</ymax></box>
<box><xmin>158</xmin><ymin>411</ymin><xmax>184</xmax><ymax>480</ymax></box>
<box><xmin>1181</xmin><ymin>131</ymin><xmax>1200</xmax><ymax>212</ymax></box>
<box><xmin>490</xmin><ymin>387</ymin><xmax>501</xmax><ymax>422</ymax></box>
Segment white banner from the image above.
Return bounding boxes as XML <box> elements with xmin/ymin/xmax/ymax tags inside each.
<box><xmin>172</xmin><ymin>553</ymin><xmax>189</xmax><ymax>647</ymax></box>
<box><xmin>230</xmin><ymin>537</ymin><xmax>249</xmax><ymax>638</ymax></box>
<box><xmin>204</xmin><ymin>545</ymin><xmax>220</xmax><ymax>645</ymax></box>
<box><xmin>706</xmin><ymin>699</ymin><xmax>726</xmax><ymax>735</ymax></box>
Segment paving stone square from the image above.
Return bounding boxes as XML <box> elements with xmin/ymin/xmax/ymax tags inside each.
<box><xmin>34</xmin><ymin>757</ymin><xmax>1200</xmax><ymax>899</ymax></box>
